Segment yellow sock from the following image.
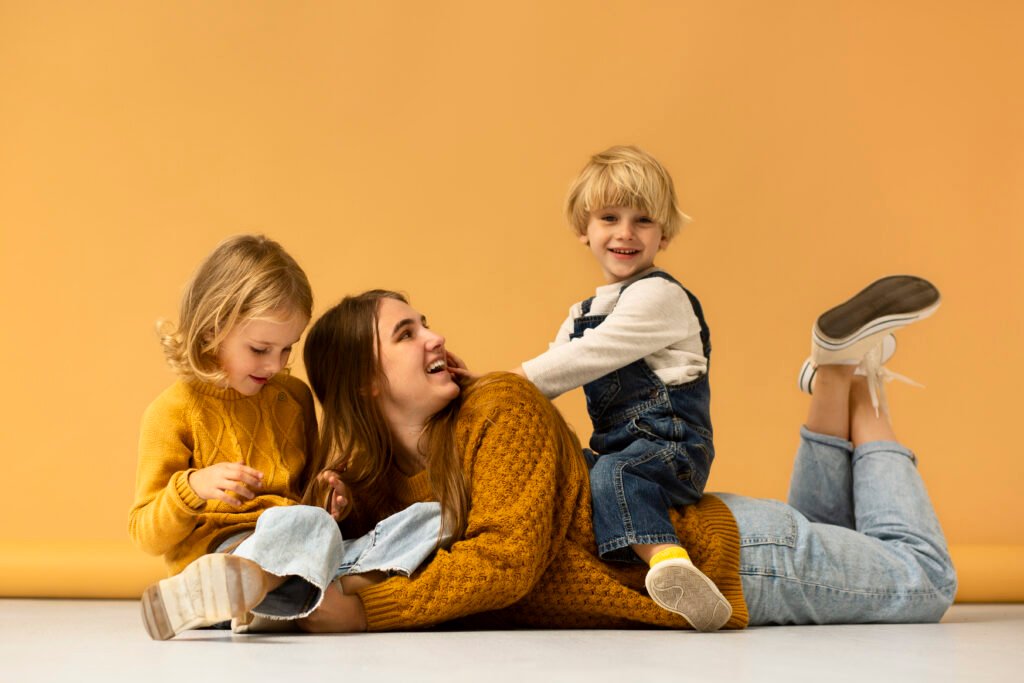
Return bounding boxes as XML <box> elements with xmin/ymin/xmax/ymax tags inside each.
<box><xmin>648</xmin><ymin>546</ymin><xmax>690</xmax><ymax>567</ymax></box>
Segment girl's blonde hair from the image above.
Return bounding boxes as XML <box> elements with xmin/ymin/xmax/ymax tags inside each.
<box><xmin>565</xmin><ymin>145</ymin><xmax>691</xmax><ymax>240</ymax></box>
<box><xmin>158</xmin><ymin>234</ymin><xmax>313</xmax><ymax>385</ymax></box>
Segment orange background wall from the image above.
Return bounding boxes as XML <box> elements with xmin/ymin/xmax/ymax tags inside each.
<box><xmin>1</xmin><ymin>1</ymin><xmax>1021</xmax><ymax>601</ymax></box>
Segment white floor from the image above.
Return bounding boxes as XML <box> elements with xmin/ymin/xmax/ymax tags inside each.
<box><xmin>0</xmin><ymin>601</ymin><xmax>1021</xmax><ymax>683</ymax></box>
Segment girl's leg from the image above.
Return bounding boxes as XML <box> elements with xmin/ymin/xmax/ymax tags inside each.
<box><xmin>229</xmin><ymin>505</ymin><xmax>345</xmax><ymax>620</ymax></box>
<box><xmin>787</xmin><ymin>365</ymin><xmax>857</xmax><ymax>528</ymax></box>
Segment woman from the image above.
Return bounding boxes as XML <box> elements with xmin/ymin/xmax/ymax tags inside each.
<box><xmin>298</xmin><ymin>279</ymin><xmax>956</xmax><ymax>631</ymax></box>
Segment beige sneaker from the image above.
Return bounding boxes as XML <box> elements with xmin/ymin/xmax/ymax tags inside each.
<box><xmin>811</xmin><ymin>275</ymin><xmax>940</xmax><ymax>365</ymax></box>
<box><xmin>645</xmin><ymin>558</ymin><xmax>733</xmax><ymax>632</ymax></box>
<box><xmin>141</xmin><ymin>554</ymin><xmax>269</xmax><ymax>640</ymax></box>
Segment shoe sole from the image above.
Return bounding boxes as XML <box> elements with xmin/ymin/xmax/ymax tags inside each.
<box><xmin>813</xmin><ymin>276</ymin><xmax>940</xmax><ymax>350</ymax></box>
<box><xmin>141</xmin><ymin>554</ymin><xmax>268</xmax><ymax>641</ymax></box>
<box><xmin>645</xmin><ymin>559</ymin><xmax>733</xmax><ymax>632</ymax></box>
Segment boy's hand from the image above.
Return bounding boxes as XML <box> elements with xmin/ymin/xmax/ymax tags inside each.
<box><xmin>188</xmin><ymin>463</ymin><xmax>263</xmax><ymax>507</ymax></box>
<box><xmin>319</xmin><ymin>469</ymin><xmax>352</xmax><ymax>522</ymax></box>
<box><xmin>445</xmin><ymin>350</ymin><xmax>480</xmax><ymax>382</ymax></box>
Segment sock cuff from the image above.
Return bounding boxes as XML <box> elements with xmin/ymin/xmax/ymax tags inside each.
<box><xmin>649</xmin><ymin>546</ymin><xmax>690</xmax><ymax>567</ymax></box>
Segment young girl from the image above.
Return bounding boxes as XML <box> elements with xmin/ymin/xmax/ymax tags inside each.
<box><xmin>130</xmin><ymin>235</ymin><xmax>447</xmax><ymax>640</ymax></box>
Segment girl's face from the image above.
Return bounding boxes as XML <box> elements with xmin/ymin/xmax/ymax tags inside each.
<box><xmin>374</xmin><ymin>297</ymin><xmax>459</xmax><ymax>426</ymax></box>
<box><xmin>217</xmin><ymin>311</ymin><xmax>309</xmax><ymax>396</ymax></box>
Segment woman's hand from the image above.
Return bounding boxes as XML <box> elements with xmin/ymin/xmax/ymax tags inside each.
<box><xmin>187</xmin><ymin>463</ymin><xmax>263</xmax><ymax>507</ymax></box>
<box><xmin>318</xmin><ymin>469</ymin><xmax>352</xmax><ymax>522</ymax></box>
<box><xmin>297</xmin><ymin>580</ymin><xmax>368</xmax><ymax>633</ymax></box>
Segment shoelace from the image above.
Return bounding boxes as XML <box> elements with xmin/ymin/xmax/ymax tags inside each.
<box><xmin>859</xmin><ymin>342</ymin><xmax>923</xmax><ymax>417</ymax></box>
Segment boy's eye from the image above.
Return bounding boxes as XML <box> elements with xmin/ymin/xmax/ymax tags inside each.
<box><xmin>600</xmin><ymin>214</ymin><xmax>617</xmax><ymax>222</ymax></box>
<box><xmin>250</xmin><ymin>347</ymin><xmax>269</xmax><ymax>355</ymax></box>
<box><xmin>638</xmin><ymin>216</ymin><xmax>653</xmax><ymax>224</ymax></box>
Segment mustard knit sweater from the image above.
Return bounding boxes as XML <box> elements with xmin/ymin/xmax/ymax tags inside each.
<box><xmin>129</xmin><ymin>373</ymin><xmax>317</xmax><ymax>575</ymax></box>
<box><xmin>357</xmin><ymin>374</ymin><xmax>748</xmax><ymax>630</ymax></box>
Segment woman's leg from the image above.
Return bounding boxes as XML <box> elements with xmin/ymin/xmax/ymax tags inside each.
<box><xmin>787</xmin><ymin>365</ymin><xmax>857</xmax><ymax>528</ymax></box>
<box><xmin>724</xmin><ymin>377</ymin><xmax>956</xmax><ymax>625</ymax></box>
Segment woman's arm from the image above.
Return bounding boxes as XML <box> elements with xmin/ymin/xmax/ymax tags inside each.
<box><xmin>307</xmin><ymin>375</ymin><xmax>584</xmax><ymax>631</ymax></box>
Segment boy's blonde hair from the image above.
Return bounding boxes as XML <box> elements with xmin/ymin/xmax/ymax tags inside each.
<box><xmin>158</xmin><ymin>234</ymin><xmax>313</xmax><ymax>385</ymax></box>
<box><xmin>565</xmin><ymin>145</ymin><xmax>691</xmax><ymax>241</ymax></box>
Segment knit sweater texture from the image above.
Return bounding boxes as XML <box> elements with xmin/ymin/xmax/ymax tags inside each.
<box><xmin>129</xmin><ymin>373</ymin><xmax>317</xmax><ymax>575</ymax></box>
<box><xmin>357</xmin><ymin>374</ymin><xmax>747</xmax><ymax>630</ymax></box>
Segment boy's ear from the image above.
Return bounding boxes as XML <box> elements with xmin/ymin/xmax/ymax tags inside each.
<box><xmin>659</xmin><ymin>233</ymin><xmax>670</xmax><ymax>250</ymax></box>
<box><xmin>578</xmin><ymin>233</ymin><xmax>590</xmax><ymax>246</ymax></box>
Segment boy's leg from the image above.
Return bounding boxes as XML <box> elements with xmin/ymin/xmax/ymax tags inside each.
<box><xmin>590</xmin><ymin>440</ymin><xmax>731</xmax><ymax>631</ymax></box>
<box><xmin>589</xmin><ymin>441</ymin><xmax>691</xmax><ymax>561</ymax></box>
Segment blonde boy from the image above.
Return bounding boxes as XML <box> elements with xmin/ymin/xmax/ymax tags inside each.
<box><xmin>518</xmin><ymin>146</ymin><xmax>731</xmax><ymax>631</ymax></box>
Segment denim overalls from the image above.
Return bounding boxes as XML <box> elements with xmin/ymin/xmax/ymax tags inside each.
<box><xmin>573</xmin><ymin>270</ymin><xmax>714</xmax><ymax>562</ymax></box>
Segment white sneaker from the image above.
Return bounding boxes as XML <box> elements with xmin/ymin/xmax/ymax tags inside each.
<box><xmin>811</xmin><ymin>275</ymin><xmax>940</xmax><ymax>366</ymax></box>
<box><xmin>141</xmin><ymin>554</ymin><xmax>269</xmax><ymax>640</ymax></box>
<box><xmin>645</xmin><ymin>558</ymin><xmax>732</xmax><ymax>632</ymax></box>
<box><xmin>798</xmin><ymin>334</ymin><xmax>897</xmax><ymax>394</ymax></box>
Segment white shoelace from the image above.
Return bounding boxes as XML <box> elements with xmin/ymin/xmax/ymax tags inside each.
<box><xmin>860</xmin><ymin>342</ymin><xmax>923</xmax><ymax>416</ymax></box>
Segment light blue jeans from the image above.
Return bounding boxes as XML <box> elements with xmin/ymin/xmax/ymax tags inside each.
<box><xmin>718</xmin><ymin>427</ymin><xmax>957</xmax><ymax>625</ymax></box>
<box><xmin>217</xmin><ymin>501</ymin><xmax>447</xmax><ymax>620</ymax></box>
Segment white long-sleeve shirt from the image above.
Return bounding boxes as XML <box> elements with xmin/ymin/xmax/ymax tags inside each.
<box><xmin>522</xmin><ymin>268</ymin><xmax>708</xmax><ymax>399</ymax></box>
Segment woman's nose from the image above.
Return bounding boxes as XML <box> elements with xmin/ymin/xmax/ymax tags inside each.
<box><xmin>425</xmin><ymin>329</ymin><xmax>445</xmax><ymax>349</ymax></box>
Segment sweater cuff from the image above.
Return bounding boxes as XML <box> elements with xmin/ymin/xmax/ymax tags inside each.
<box><xmin>172</xmin><ymin>469</ymin><xmax>207</xmax><ymax>513</ymax></box>
<box><xmin>357</xmin><ymin>577</ymin><xmax>411</xmax><ymax>631</ymax></box>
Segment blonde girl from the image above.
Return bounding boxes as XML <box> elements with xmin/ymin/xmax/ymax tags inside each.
<box><xmin>131</xmin><ymin>236</ymin><xmax>447</xmax><ymax>641</ymax></box>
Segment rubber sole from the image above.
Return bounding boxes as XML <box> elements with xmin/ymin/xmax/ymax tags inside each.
<box><xmin>814</xmin><ymin>276</ymin><xmax>940</xmax><ymax>350</ymax></box>
<box><xmin>141</xmin><ymin>554</ymin><xmax>268</xmax><ymax>641</ymax></box>
<box><xmin>645</xmin><ymin>559</ymin><xmax>733</xmax><ymax>632</ymax></box>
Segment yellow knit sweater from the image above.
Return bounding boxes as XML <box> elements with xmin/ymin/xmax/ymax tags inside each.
<box><xmin>357</xmin><ymin>374</ymin><xmax>748</xmax><ymax>630</ymax></box>
<box><xmin>129</xmin><ymin>373</ymin><xmax>317</xmax><ymax>575</ymax></box>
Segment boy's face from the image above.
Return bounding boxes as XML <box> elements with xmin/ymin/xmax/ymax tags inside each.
<box><xmin>580</xmin><ymin>206</ymin><xmax>668</xmax><ymax>283</ymax></box>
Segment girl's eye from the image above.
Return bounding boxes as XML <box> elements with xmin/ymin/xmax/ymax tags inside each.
<box><xmin>398</xmin><ymin>330</ymin><xmax>412</xmax><ymax>341</ymax></box>
<box><xmin>250</xmin><ymin>347</ymin><xmax>269</xmax><ymax>355</ymax></box>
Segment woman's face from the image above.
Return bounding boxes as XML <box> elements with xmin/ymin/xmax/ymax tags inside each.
<box><xmin>374</xmin><ymin>297</ymin><xmax>460</xmax><ymax>425</ymax></box>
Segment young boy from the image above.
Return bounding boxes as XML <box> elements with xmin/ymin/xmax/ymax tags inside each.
<box><xmin>516</xmin><ymin>146</ymin><xmax>732</xmax><ymax>631</ymax></box>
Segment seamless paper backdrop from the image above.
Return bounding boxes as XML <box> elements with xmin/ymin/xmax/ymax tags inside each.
<box><xmin>1</xmin><ymin>0</ymin><xmax>1021</xmax><ymax>600</ymax></box>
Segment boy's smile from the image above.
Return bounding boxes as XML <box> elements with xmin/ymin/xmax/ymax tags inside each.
<box><xmin>581</xmin><ymin>206</ymin><xmax>668</xmax><ymax>283</ymax></box>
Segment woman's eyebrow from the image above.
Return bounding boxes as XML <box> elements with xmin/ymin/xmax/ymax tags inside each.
<box><xmin>391</xmin><ymin>318</ymin><xmax>416</xmax><ymax>336</ymax></box>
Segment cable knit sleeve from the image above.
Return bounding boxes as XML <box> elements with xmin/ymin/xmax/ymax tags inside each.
<box><xmin>128</xmin><ymin>384</ymin><xmax>207</xmax><ymax>556</ymax></box>
<box><xmin>356</xmin><ymin>374</ymin><xmax>582</xmax><ymax>630</ymax></box>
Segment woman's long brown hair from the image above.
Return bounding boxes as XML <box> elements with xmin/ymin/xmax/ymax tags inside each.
<box><xmin>302</xmin><ymin>290</ymin><xmax>469</xmax><ymax>544</ymax></box>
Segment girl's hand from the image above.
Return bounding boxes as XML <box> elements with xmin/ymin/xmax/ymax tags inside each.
<box><xmin>188</xmin><ymin>463</ymin><xmax>263</xmax><ymax>507</ymax></box>
<box><xmin>445</xmin><ymin>349</ymin><xmax>479</xmax><ymax>381</ymax></box>
<box><xmin>319</xmin><ymin>469</ymin><xmax>352</xmax><ymax>522</ymax></box>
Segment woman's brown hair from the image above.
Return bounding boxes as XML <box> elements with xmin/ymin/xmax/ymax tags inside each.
<box><xmin>302</xmin><ymin>290</ymin><xmax>469</xmax><ymax>544</ymax></box>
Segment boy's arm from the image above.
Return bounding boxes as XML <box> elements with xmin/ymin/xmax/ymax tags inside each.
<box><xmin>521</xmin><ymin>279</ymin><xmax>699</xmax><ymax>398</ymax></box>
